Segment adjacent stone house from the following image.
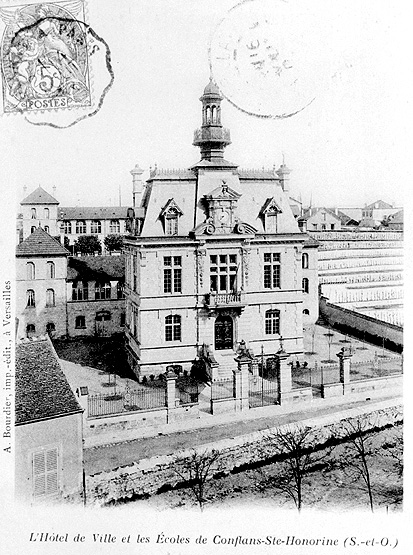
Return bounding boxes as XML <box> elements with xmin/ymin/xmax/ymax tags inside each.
<box><xmin>16</xmin><ymin>227</ymin><xmax>69</xmax><ymax>339</ymax></box>
<box><xmin>15</xmin><ymin>337</ymin><xmax>84</xmax><ymax>504</ymax></box>
<box><xmin>67</xmin><ymin>255</ymin><xmax>126</xmax><ymax>337</ymax></box>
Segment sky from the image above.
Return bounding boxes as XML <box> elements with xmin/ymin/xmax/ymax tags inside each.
<box><xmin>0</xmin><ymin>0</ymin><xmax>410</xmax><ymax>212</ymax></box>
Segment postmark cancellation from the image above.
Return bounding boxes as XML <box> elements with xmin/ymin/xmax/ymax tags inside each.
<box><xmin>0</xmin><ymin>1</ymin><xmax>91</xmax><ymax>114</ymax></box>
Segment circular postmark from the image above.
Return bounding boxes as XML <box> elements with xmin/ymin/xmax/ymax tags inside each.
<box><xmin>209</xmin><ymin>0</ymin><xmax>331</xmax><ymax>118</ymax></box>
<box><xmin>0</xmin><ymin>2</ymin><xmax>114</xmax><ymax>128</ymax></box>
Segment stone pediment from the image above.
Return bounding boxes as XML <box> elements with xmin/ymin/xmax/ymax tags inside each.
<box><xmin>260</xmin><ymin>197</ymin><xmax>283</xmax><ymax>215</ymax></box>
<box><xmin>159</xmin><ymin>198</ymin><xmax>183</xmax><ymax>217</ymax></box>
<box><xmin>205</xmin><ymin>182</ymin><xmax>241</xmax><ymax>201</ymax></box>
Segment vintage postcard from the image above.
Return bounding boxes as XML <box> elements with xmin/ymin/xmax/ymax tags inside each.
<box><xmin>0</xmin><ymin>0</ymin><xmax>410</xmax><ymax>553</ymax></box>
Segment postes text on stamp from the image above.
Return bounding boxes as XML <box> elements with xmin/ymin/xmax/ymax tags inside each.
<box><xmin>0</xmin><ymin>1</ymin><xmax>91</xmax><ymax>113</ymax></box>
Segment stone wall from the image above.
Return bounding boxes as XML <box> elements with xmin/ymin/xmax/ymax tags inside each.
<box><xmin>85</xmin><ymin>399</ymin><xmax>402</xmax><ymax>506</ymax></box>
<box><xmin>320</xmin><ymin>296</ymin><xmax>403</xmax><ymax>348</ymax></box>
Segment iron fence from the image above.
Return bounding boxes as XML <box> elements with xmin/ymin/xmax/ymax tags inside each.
<box><xmin>211</xmin><ymin>379</ymin><xmax>234</xmax><ymax>400</ymax></box>
<box><xmin>177</xmin><ymin>383</ymin><xmax>199</xmax><ymax>405</ymax></box>
<box><xmin>248</xmin><ymin>375</ymin><xmax>279</xmax><ymax>408</ymax></box>
<box><xmin>88</xmin><ymin>388</ymin><xmax>166</xmax><ymax>417</ymax></box>
<box><xmin>350</xmin><ymin>356</ymin><xmax>403</xmax><ymax>381</ymax></box>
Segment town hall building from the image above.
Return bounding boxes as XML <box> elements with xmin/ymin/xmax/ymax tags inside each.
<box><xmin>124</xmin><ymin>80</ymin><xmax>318</xmax><ymax>381</ymax></box>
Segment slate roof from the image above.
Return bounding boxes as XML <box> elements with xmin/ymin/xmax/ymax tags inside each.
<box><xmin>15</xmin><ymin>338</ymin><xmax>82</xmax><ymax>425</ymax></box>
<box><xmin>67</xmin><ymin>255</ymin><xmax>125</xmax><ymax>281</ymax></box>
<box><xmin>298</xmin><ymin>207</ymin><xmax>342</xmax><ymax>222</ymax></box>
<box><xmin>21</xmin><ymin>186</ymin><xmax>59</xmax><ymax>205</ymax></box>
<box><xmin>58</xmin><ymin>206</ymin><xmax>130</xmax><ymax>220</ymax></box>
<box><xmin>16</xmin><ymin>226</ymin><xmax>69</xmax><ymax>257</ymax></box>
<box><xmin>365</xmin><ymin>199</ymin><xmax>393</xmax><ymax>210</ymax></box>
<box><xmin>238</xmin><ymin>168</ymin><xmax>279</xmax><ymax>180</ymax></box>
<box><xmin>388</xmin><ymin>210</ymin><xmax>403</xmax><ymax>224</ymax></box>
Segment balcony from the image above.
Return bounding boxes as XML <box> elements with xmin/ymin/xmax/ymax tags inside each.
<box><xmin>204</xmin><ymin>291</ymin><xmax>246</xmax><ymax>310</ymax></box>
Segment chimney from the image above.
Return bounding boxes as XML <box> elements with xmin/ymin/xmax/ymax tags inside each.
<box><xmin>130</xmin><ymin>164</ymin><xmax>144</xmax><ymax>208</ymax></box>
<box><xmin>276</xmin><ymin>161</ymin><xmax>291</xmax><ymax>193</ymax></box>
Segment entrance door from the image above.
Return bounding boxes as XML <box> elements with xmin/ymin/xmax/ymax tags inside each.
<box><xmin>214</xmin><ymin>314</ymin><xmax>233</xmax><ymax>350</ymax></box>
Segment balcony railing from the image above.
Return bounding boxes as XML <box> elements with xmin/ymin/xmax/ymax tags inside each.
<box><xmin>205</xmin><ymin>291</ymin><xmax>245</xmax><ymax>309</ymax></box>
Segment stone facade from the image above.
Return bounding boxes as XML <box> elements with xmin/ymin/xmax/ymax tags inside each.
<box><xmin>16</xmin><ymin>228</ymin><xmax>69</xmax><ymax>339</ymax></box>
<box><xmin>124</xmin><ymin>81</ymin><xmax>318</xmax><ymax>381</ymax></box>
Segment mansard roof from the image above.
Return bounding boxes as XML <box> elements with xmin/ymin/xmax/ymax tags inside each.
<box><xmin>16</xmin><ymin>338</ymin><xmax>82</xmax><ymax>425</ymax></box>
<box><xmin>21</xmin><ymin>186</ymin><xmax>59</xmax><ymax>205</ymax></box>
<box><xmin>16</xmin><ymin>226</ymin><xmax>69</xmax><ymax>257</ymax></box>
<box><xmin>67</xmin><ymin>255</ymin><xmax>125</xmax><ymax>281</ymax></box>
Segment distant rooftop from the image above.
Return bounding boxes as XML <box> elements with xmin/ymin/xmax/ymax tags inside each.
<box><xmin>59</xmin><ymin>206</ymin><xmax>132</xmax><ymax>220</ymax></box>
<box><xmin>16</xmin><ymin>338</ymin><xmax>82</xmax><ymax>425</ymax></box>
<box><xmin>21</xmin><ymin>186</ymin><xmax>59</xmax><ymax>205</ymax></box>
<box><xmin>16</xmin><ymin>226</ymin><xmax>69</xmax><ymax>257</ymax></box>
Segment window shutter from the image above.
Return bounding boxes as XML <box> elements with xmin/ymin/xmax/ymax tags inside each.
<box><xmin>32</xmin><ymin>448</ymin><xmax>58</xmax><ymax>497</ymax></box>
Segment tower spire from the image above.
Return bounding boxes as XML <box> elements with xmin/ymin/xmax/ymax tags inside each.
<box><xmin>193</xmin><ymin>80</ymin><xmax>231</xmax><ymax>161</ymax></box>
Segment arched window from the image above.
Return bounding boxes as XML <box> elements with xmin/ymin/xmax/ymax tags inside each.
<box><xmin>75</xmin><ymin>315</ymin><xmax>86</xmax><ymax>329</ymax></box>
<box><xmin>165</xmin><ymin>211</ymin><xmax>179</xmax><ymax>235</ymax></box>
<box><xmin>91</xmin><ymin>220</ymin><xmax>101</xmax><ymax>234</ymax></box>
<box><xmin>46</xmin><ymin>289</ymin><xmax>55</xmax><ymax>307</ymax></box>
<box><xmin>165</xmin><ymin>315</ymin><xmax>181</xmax><ymax>341</ymax></box>
<box><xmin>46</xmin><ymin>322</ymin><xmax>55</xmax><ymax>335</ymax></box>
<box><xmin>47</xmin><ymin>261</ymin><xmax>55</xmax><ymax>279</ymax></box>
<box><xmin>302</xmin><ymin>278</ymin><xmax>309</xmax><ymax>294</ymax></box>
<box><xmin>72</xmin><ymin>281</ymin><xmax>88</xmax><ymax>301</ymax></box>
<box><xmin>26</xmin><ymin>262</ymin><xmax>35</xmax><ymax>280</ymax></box>
<box><xmin>26</xmin><ymin>324</ymin><xmax>36</xmax><ymax>338</ymax></box>
<box><xmin>303</xmin><ymin>309</ymin><xmax>310</xmax><ymax>315</ymax></box>
<box><xmin>265</xmin><ymin>310</ymin><xmax>280</xmax><ymax>335</ymax></box>
<box><xmin>76</xmin><ymin>220</ymin><xmax>86</xmax><ymax>234</ymax></box>
<box><xmin>44</xmin><ymin>208</ymin><xmax>49</xmax><ymax>219</ymax></box>
<box><xmin>31</xmin><ymin>226</ymin><xmax>36</xmax><ymax>234</ymax></box>
<box><xmin>95</xmin><ymin>282</ymin><xmax>111</xmax><ymax>300</ymax></box>
<box><xmin>211</xmin><ymin>105</ymin><xmax>216</xmax><ymax>123</ymax></box>
<box><xmin>302</xmin><ymin>253</ymin><xmax>309</xmax><ymax>269</ymax></box>
<box><xmin>205</xmin><ymin>105</ymin><xmax>211</xmax><ymax>124</ymax></box>
<box><xmin>44</xmin><ymin>225</ymin><xmax>49</xmax><ymax>233</ymax></box>
<box><xmin>27</xmin><ymin>290</ymin><xmax>35</xmax><ymax>307</ymax></box>
<box><xmin>62</xmin><ymin>221</ymin><xmax>72</xmax><ymax>234</ymax></box>
<box><xmin>31</xmin><ymin>208</ymin><xmax>37</xmax><ymax>219</ymax></box>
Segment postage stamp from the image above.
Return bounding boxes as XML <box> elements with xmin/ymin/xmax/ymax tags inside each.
<box><xmin>209</xmin><ymin>0</ymin><xmax>331</xmax><ymax>119</ymax></box>
<box><xmin>0</xmin><ymin>1</ymin><xmax>91</xmax><ymax>114</ymax></box>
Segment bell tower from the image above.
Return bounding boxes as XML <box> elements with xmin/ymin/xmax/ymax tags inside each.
<box><xmin>193</xmin><ymin>79</ymin><xmax>231</xmax><ymax>161</ymax></box>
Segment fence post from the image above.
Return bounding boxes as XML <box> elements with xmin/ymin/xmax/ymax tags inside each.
<box><xmin>274</xmin><ymin>346</ymin><xmax>291</xmax><ymax>404</ymax></box>
<box><xmin>166</xmin><ymin>370</ymin><xmax>178</xmax><ymax>423</ymax></box>
<box><xmin>76</xmin><ymin>386</ymin><xmax>89</xmax><ymax>428</ymax></box>
<box><xmin>337</xmin><ymin>347</ymin><xmax>353</xmax><ymax>394</ymax></box>
<box><xmin>233</xmin><ymin>354</ymin><xmax>250</xmax><ymax>412</ymax></box>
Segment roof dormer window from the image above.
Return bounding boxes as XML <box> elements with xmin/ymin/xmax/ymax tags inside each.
<box><xmin>160</xmin><ymin>199</ymin><xmax>183</xmax><ymax>236</ymax></box>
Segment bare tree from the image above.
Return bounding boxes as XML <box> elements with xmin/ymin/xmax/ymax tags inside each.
<box><xmin>338</xmin><ymin>416</ymin><xmax>378</xmax><ymax>512</ymax></box>
<box><xmin>172</xmin><ymin>448</ymin><xmax>222</xmax><ymax>511</ymax></box>
<box><xmin>260</xmin><ymin>425</ymin><xmax>331</xmax><ymax>512</ymax></box>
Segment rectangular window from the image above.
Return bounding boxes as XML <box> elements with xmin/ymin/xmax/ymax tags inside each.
<box><xmin>72</xmin><ymin>281</ymin><xmax>88</xmax><ymax>301</ymax></box>
<box><xmin>263</xmin><ymin>253</ymin><xmax>281</xmax><ymax>289</ymax></box>
<box><xmin>120</xmin><ymin>313</ymin><xmax>126</xmax><ymax>327</ymax></box>
<box><xmin>76</xmin><ymin>221</ymin><xmax>86</xmax><ymax>234</ymax></box>
<box><xmin>32</xmin><ymin>448</ymin><xmax>58</xmax><ymax>498</ymax></box>
<box><xmin>166</xmin><ymin>216</ymin><xmax>178</xmax><ymax>236</ymax></box>
<box><xmin>91</xmin><ymin>220</ymin><xmax>101</xmax><ymax>234</ymax></box>
<box><xmin>165</xmin><ymin>315</ymin><xmax>181</xmax><ymax>341</ymax></box>
<box><xmin>62</xmin><ymin>221</ymin><xmax>72</xmax><ymax>234</ymax></box>
<box><xmin>110</xmin><ymin>219</ymin><xmax>120</xmax><ymax>233</ymax></box>
<box><xmin>163</xmin><ymin>256</ymin><xmax>182</xmax><ymax>293</ymax></box>
<box><xmin>95</xmin><ymin>282</ymin><xmax>111</xmax><ymax>300</ymax></box>
<box><xmin>209</xmin><ymin>254</ymin><xmax>238</xmax><ymax>292</ymax></box>
<box><xmin>75</xmin><ymin>315</ymin><xmax>86</xmax><ymax>329</ymax></box>
<box><xmin>265</xmin><ymin>310</ymin><xmax>280</xmax><ymax>335</ymax></box>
